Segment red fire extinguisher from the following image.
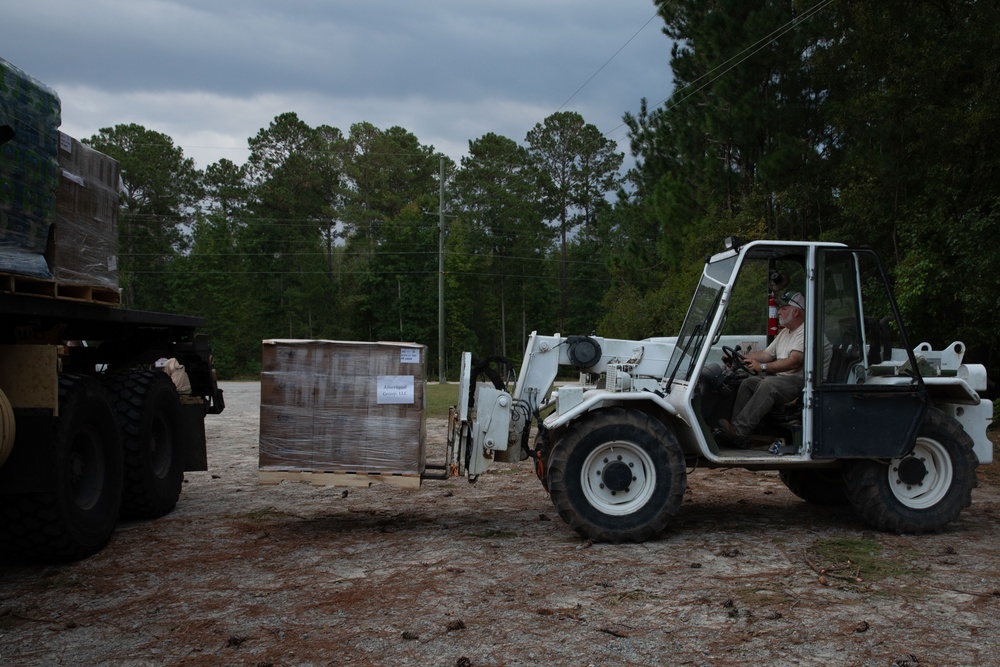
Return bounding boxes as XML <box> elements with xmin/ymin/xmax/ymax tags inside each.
<box><xmin>768</xmin><ymin>293</ymin><xmax>779</xmax><ymax>338</ymax></box>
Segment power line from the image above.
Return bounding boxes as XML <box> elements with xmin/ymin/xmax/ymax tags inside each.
<box><xmin>556</xmin><ymin>11</ymin><xmax>662</xmax><ymax>113</ymax></box>
<box><xmin>127</xmin><ymin>268</ymin><xmax>614</xmax><ymax>283</ymax></box>
<box><xmin>121</xmin><ymin>249</ymin><xmax>612</xmax><ymax>267</ymax></box>
<box><xmin>596</xmin><ymin>0</ymin><xmax>835</xmax><ymax>145</ymax></box>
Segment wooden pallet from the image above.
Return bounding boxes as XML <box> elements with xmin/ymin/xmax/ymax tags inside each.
<box><xmin>259</xmin><ymin>469</ymin><xmax>422</xmax><ymax>490</ymax></box>
<box><xmin>0</xmin><ymin>272</ymin><xmax>121</xmax><ymax>305</ymax></box>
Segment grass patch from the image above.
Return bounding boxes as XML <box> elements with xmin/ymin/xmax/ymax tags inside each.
<box><xmin>485</xmin><ymin>466</ymin><xmax>524</xmax><ymax>475</ymax></box>
<box><xmin>808</xmin><ymin>537</ymin><xmax>914</xmax><ymax>582</ymax></box>
<box><xmin>425</xmin><ymin>381</ymin><xmax>460</xmax><ymax>419</ymax></box>
<box><xmin>733</xmin><ymin>587</ymin><xmax>795</xmax><ymax>607</ymax></box>
<box><xmin>605</xmin><ymin>589</ymin><xmax>666</xmax><ymax>605</ymax></box>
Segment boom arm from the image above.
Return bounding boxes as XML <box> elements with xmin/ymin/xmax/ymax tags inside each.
<box><xmin>455</xmin><ymin>332</ymin><xmax>677</xmax><ymax>478</ymax></box>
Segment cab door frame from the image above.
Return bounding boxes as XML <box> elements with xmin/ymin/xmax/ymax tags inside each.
<box><xmin>807</xmin><ymin>247</ymin><xmax>928</xmax><ymax>459</ymax></box>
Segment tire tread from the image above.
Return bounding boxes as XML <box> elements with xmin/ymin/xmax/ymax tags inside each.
<box><xmin>547</xmin><ymin>407</ymin><xmax>685</xmax><ymax>543</ymax></box>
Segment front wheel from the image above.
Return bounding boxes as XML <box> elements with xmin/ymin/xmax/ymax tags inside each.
<box><xmin>546</xmin><ymin>407</ymin><xmax>686</xmax><ymax>543</ymax></box>
<box><xmin>844</xmin><ymin>408</ymin><xmax>978</xmax><ymax>534</ymax></box>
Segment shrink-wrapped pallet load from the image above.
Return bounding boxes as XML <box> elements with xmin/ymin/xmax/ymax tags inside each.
<box><xmin>0</xmin><ymin>57</ymin><xmax>60</xmax><ymax>278</ymax></box>
<box><xmin>259</xmin><ymin>339</ymin><xmax>427</xmax><ymax>481</ymax></box>
<box><xmin>48</xmin><ymin>132</ymin><xmax>120</xmax><ymax>292</ymax></box>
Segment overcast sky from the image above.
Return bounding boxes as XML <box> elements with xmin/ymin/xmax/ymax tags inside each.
<box><xmin>5</xmin><ymin>0</ymin><xmax>675</xmax><ymax>171</ymax></box>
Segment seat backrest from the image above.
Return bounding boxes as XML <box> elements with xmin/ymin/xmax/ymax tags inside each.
<box><xmin>824</xmin><ymin>344</ymin><xmax>861</xmax><ymax>384</ymax></box>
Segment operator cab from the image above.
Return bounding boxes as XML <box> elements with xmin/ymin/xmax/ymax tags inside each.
<box><xmin>664</xmin><ymin>239</ymin><xmax>927</xmax><ymax>463</ymax></box>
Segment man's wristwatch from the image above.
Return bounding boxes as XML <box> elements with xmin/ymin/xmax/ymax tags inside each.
<box><xmin>761</xmin><ymin>363</ymin><xmax>768</xmax><ymax>374</ymax></box>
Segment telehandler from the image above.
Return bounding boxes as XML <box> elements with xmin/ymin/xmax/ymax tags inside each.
<box><xmin>451</xmin><ymin>238</ymin><xmax>992</xmax><ymax>541</ymax></box>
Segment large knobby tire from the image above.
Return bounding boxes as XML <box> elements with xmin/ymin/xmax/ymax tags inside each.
<box><xmin>0</xmin><ymin>387</ymin><xmax>14</xmax><ymax>468</ymax></box>
<box><xmin>0</xmin><ymin>374</ymin><xmax>123</xmax><ymax>561</ymax></box>
<box><xmin>779</xmin><ymin>469</ymin><xmax>849</xmax><ymax>506</ymax></box>
<box><xmin>546</xmin><ymin>407</ymin><xmax>686</xmax><ymax>543</ymax></box>
<box><xmin>105</xmin><ymin>370</ymin><xmax>184</xmax><ymax>519</ymax></box>
<box><xmin>844</xmin><ymin>408</ymin><xmax>978</xmax><ymax>534</ymax></box>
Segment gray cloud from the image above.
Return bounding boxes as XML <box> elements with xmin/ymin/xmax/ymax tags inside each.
<box><xmin>6</xmin><ymin>0</ymin><xmax>673</xmax><ymax>168</ymax></box>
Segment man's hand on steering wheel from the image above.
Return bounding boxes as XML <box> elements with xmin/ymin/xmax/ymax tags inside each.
<box><xmin>721</xmin><ymin>345</ymin><xmax>757</xmax><ymax>375</ymax></box>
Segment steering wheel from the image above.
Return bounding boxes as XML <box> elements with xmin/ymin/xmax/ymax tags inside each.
<box><xmin>722</xmin><ymin>345</ymin><xmax>757</xmax><ymax>375</ymax></box>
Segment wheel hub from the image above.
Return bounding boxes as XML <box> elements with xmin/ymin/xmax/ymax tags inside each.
<box><xmin>601</xmin><ymin>460</ymin><xmax>633</xmax><ymax>492</ymax></box>
<box><xmin>896</xmin><ymin>456</ymin><xmax>928</xmax><ymax>486</ymax></box>
<box><xmin>580</xmin><ymin>440</ymin><xmax>657</xmax><ymax>516</ymax></box>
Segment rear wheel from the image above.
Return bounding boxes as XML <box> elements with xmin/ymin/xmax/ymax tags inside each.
<box><xmin>0</xmin><ymin>387</ymin><xmax>14</xmax><ymax>468</ymax></box>
<box><xmin>546</xmin><ymin>407</ymin><xmax>685</xmax><ymax>543</ymax></box>
<box><xmin>105</xmin><ymin>370</ymin><xmax>184</xmax><ymax>519</ymax></box>
<box><xmin>0</xmin><ymin>374</ymin><xmax>122</xmax><ymax>561</ymax></box>
<box><xmin>844</xmin><ymin>408</ymin><xmax>978</xmax><ymax>534</ymax></box>
<box><xmin>779</xmin><ymin>469</ymin><xmax>848</xmax><ymax>505</ymax></box>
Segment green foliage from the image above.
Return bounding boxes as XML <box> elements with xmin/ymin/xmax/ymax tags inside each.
<box><xmin>364</xmin><ymin>203</ymin><xmax>440</xmax><ymax>345</ymax></box>
<box><xmin>451</xmin><ymin>132</ymin><xmax>551</xmax><ymax>361</ymax></box>
<box><xmin>87</xmin><ymin>124</ymin><xmax>201</xmax><ymax>311</ymax></box>
<box><xmin>525</xmin><ymin>112</ymin><xmax>623</xmax><ymax>331</ymax></box>
<box><xmin>621</xmin><ymin>0</ymin><xmax>1000</xmax><ymax>379</ymax></box>
<box><xmin>90</xmin><ymin>2</ymin><xmax>1000</xmax><ymax>385</ymax></box>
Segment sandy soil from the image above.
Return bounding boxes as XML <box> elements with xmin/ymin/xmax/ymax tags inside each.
<box><xmin>1</xmin><ymin>381</ymin><xmax>998</xmax><ymax>667</ymax></box>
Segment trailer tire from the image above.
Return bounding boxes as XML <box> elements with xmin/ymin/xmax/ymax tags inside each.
<box><xmin>0</xmin><ymin>374</ymin><xmax>122</xmax><ymax>561</ymax></box>
<box><xmin>547</xmin><ymin>407</ymin><xmax>685</xmax><ymax>543</ymax></box>
<box><xmin>843</xmin><ymin>408</ymin><xmax>978</xmax><ymax>534</ymax></box>
<box><xmin>105</xmin><ymin>370</ymin><xmax>184</xmax><ymax>519</ymax></box>
<box><xmin>779</xmin><ymin>469</ymin><xmax>849</xmax><ymax>505</ymax></box>
<box><xmin>0</xmin><ymin>387</ymin><xmax>14</xmax><ymax>469</ymax></box>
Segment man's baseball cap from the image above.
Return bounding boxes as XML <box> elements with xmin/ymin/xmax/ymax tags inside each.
<box><xmin>777</xmin><ymin>291</ymin><xmax>805</xmax><ymax>310</ymax></box>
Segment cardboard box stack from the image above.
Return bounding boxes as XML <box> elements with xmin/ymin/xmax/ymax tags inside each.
<box><xmin>49</xmin><ymin>132</ymin><xmax>120</xmax><ymax>289</ymax></box>
<box><xmin>0</xmin><ymin>57</ymin><xmax>61</xmax><ymax>279</ymax></box>
<box><xmin>0</xmin><ymin>56</ymin><xmax>120</xmax><ymax>293</ymax></box>
<box><xmin>259</xmin><ymin>339</ymin><xmax>427</xmax><ymax>476</ymax></box>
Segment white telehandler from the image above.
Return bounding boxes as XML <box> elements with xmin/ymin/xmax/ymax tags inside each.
<box><xmin>450</xmin><ymin>239</ymin><xmax>993</xmax><ymax>542</ymax></box>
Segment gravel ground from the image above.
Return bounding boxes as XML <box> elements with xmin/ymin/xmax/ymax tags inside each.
<box><xmin>1</xmin><ymin>381</ymin><xmax>998</xmax><ymax>667</ymax></box>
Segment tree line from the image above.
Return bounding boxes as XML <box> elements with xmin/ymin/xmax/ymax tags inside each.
<box><xmin>86</xmin><ymin>0</ymin><xmax>1000</xmax><ymax>385</ymax></box>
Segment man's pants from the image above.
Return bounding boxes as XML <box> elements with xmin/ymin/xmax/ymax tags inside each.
<box><xmin>731</xmin><ymin>374</ymin><xmax>802</xmax><ymax>439</ymax></box>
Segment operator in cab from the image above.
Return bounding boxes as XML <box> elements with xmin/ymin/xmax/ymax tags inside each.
<box><xmin>716</xmin><ymin>291</ymin><xmax>806</xmax><ymax>448</ymax></box>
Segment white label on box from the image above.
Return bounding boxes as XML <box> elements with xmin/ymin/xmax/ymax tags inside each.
<box><xmin>399</xmin><ymin>348</ymin><xmax>421</xmax><ymax>364</ymax></box>
<box><xmin>377</xmin><ymin>375</ymin><xmax>415</xmax><ymax>404</ymax></box>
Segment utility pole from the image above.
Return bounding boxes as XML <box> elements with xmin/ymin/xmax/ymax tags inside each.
<box><xmin>438</xmin><ymin>156</ymin><xmax>446</xmax><ymax>384</ymax></box>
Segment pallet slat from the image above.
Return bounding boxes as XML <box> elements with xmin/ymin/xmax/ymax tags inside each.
<box><xmin>0</xmin><ymin>272</ymin><xmax>120</xmax><ymax>305</ymax></box>
<box><xmin>259</xmin><ymin>469</ymin><xmax>422</xmax><ymax>490</ymax></box>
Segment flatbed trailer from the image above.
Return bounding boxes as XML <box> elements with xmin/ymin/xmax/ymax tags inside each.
<box><xmin>0</xmin><ymin>289</ymin><xmax>224</xmax><ymax>561</ymax></box>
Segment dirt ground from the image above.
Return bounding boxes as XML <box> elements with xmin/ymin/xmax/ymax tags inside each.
<box><xmin>1</xmin><ymin>382</ymin><xmax>998</xmax><ymax>667</ymax></box>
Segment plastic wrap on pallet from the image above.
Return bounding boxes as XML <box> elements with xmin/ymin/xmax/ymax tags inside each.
<box><xmin>259</xmin><ymin>339</ymin><xmax>427</xmax><ymax>475</ymax></box>
<box><xmin>0</xmin><ymin>57</ymin><xmax>60</xmax><ymax>155</ymax></box>
<box><xmin>47</xmin><ymin>132</ymin><xmax>120</xmax><ymax>289</ymax></box>
<box><xmin>0</xmin><ymin>57</ymin><xmax>61</xmax><ymax>279</ymax></box>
